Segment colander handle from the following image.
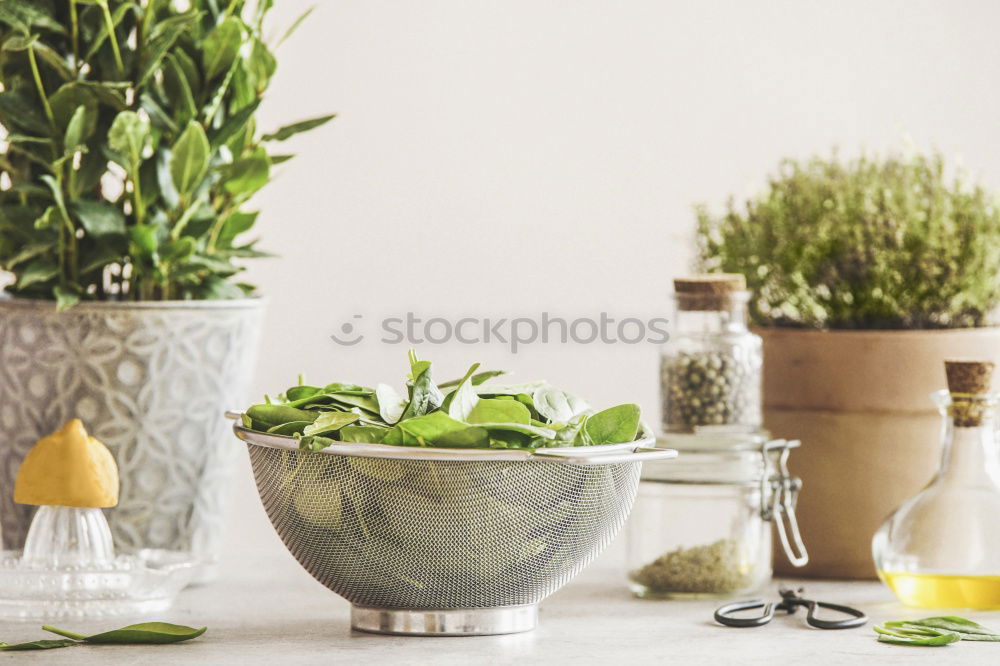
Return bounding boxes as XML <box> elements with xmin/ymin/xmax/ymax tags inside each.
<box><xmin>530</xmin><ymin>446</ymin><xmax>678</xmax><ymax>466</ymax></box>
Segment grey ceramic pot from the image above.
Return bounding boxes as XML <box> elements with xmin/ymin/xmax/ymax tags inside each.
<box><xmin>0</xmin><ymin>297</ymin><xmax>263</xmax><ymax>582</ymax></box>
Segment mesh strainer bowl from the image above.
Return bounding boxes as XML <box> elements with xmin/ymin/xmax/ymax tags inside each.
<box><xmin>233</xmin><ymin>420</ymin><xmax>675</xmax><ymax>635</ymax></box>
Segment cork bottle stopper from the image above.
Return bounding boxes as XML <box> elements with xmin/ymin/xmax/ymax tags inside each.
<box><xmin>944</xmin><ymin>360</ymin><xmax>995</xmax><ymax>427</ymax></box>
<box><xmin>674</xmin><ymin>274</ymin><xmax>747</xmax><ymax>311</ymax></box>
<box><xmin>945</xmin><ymin>360</ymin><xmax>994</xmax><ymax>395</ymax></box>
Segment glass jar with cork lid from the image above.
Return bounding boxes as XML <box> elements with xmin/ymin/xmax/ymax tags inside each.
<box><xmin>661</xmin><ymin>274</ymin><xmax>762</xmax><ymax>433</ymax></box>
<box><xmin>626</xmin><ymin>433</ymin><xmax>808</xmax><ymax>599</ymax></box>
<box><xmin>873</xmin><ymin>360</ymin><xmax>1000</xmax><ymax>609</ymax></box>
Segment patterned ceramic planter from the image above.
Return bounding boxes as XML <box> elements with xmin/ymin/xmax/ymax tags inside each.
<box><xmin>0</xmin><ymin>298</ymin><xmax>263</xmax><ymax>581</ymax></box>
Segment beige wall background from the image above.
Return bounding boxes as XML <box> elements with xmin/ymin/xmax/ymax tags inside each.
<box><xmin>226</xmin><ymin>0</ymin><xmax>1000</xmax><ymax>557</ymax></box>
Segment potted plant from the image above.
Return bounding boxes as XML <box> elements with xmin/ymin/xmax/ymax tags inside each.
<box><xmin>0</xmin><ymin>0</ymin><xmax>332</xmax><ymax>580</ymax></box>
<box><xmin>696</xmin><ymin>152</ymin><xmax>1000</xmax><ymax>578</ymax></box>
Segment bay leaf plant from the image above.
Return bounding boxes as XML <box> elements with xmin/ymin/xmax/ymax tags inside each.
<box><xmin>0</xmin><ymin>0</ymin><xmax>333</xmax><ymax>309</ymax></box>
<box><xmin>697</xmin><ymin>152</ymin><xmax>1000</xmax><ymax>329</ymax></box>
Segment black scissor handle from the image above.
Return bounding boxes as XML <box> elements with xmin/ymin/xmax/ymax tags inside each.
<box><xmin>714</xmin><ymin>599</ymin><xmax>775</xmax><ymax>627</ymax></box>
<box><xmin>802</xmin><ymin>599</ymin><xmax>867</xmax><ymax>630</ymax></box>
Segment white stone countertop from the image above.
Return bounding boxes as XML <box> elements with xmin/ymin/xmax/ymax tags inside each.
<box><xmin>3</xmin><ymin>474</ymin><xmax>997</xmax><ymax>664</ymax></box>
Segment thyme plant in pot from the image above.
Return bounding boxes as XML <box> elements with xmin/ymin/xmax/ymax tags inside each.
<box><xmin>0</xmin><ymin>0</ymin><xmax>332</xmax><ymax>580</ymax></box>
<box><xmin>697</xmin><ymin>152</ymin><xmax>1000</xmax><ymax>578</ymax></box>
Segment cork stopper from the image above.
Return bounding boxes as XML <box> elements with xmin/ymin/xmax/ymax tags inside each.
<box><xmin>674</xmin><ymin>274</ymin><xmax>747</xmax><ymax>311</ymax></box>
<box><xmin>944</xmin><ymin>360</ymin><xmax>995</xmax><ymax>426</ymax></box>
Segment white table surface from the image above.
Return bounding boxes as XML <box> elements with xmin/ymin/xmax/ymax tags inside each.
<box><xmin>3</xmin><ymin>470</ymin><xmax>997</xmax><ymax>665</ymax></box>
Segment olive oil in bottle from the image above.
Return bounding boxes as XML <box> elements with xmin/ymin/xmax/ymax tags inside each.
<box><xmin>877</xmin><ymin>573</ymin><xmax>1000</xmax><ymax>610</ymax></box>
<box><xmin>872</xmin><ymin>361</ymin><xmax>1000</xmax><ymax>610</ymax></box>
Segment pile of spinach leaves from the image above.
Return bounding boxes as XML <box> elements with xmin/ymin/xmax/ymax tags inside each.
<box><xmin>242</xmin><ymin>351</ymin><xmax>644</xmax><ymax>452</ymax></box>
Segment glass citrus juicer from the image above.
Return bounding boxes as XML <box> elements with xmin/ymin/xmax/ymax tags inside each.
<box><xmin>873</xmin><ymin>360</ymin><xmax>1000</xmax><ymax>609</ymax></box>
<box><xmin>0</xmin><ymin>419</ymin><xmax>196</xmax><ymax>620</ymax></box>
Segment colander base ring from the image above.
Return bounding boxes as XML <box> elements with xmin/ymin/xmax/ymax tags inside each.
<box><xmin>351</xmin><ymin>604</ymin><xmax>538</xmax><ymax>636</ymax></box>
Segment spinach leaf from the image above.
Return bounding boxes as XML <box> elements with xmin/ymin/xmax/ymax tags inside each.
<box><xmin>285</xmin><ymin>385</ymin><xmax>323</xmax><ymax>402</ymax></box>
<box><xmin>874</xmin><ymin>623</ymin><xmax>960</xmax><ymax>646</ymax></box>
<box><xmin>266</xmin><ymin>421</ymin><xmax>312</xmax><ymax>436</ymax></box>
<box><xmin>446</xmin><ymin>362</ymin><xmax>481</xmax><ymax>422</ymax></box>
<box><xmin>899</xmin><ymin>617</ymin><xmax>1000</xmax><ymax>642</ymax></box>
<box><xmin>400</xmin><ymin>350</ymin><xmax>443</xmax><ymax>420</ymax></box>
<box><xmin>43</xmin><ymin>623</ymin><xmax>206</xmax><ymax>644</ymax></box>
<box><xmin>583</xmin><ymin>404</ymin><xmax>640</xmax><ymax>445</ymax></box>
<box><xmin>375</xmin><ymin>383</ymin><xmax>407</xmax><ymax>425</ymax></box>
<box><xmin>339</xmin><ymin>425</ymin><xmax>388</xmax><ymax>444</ymax></box>
<box><xmin>467</xmin><ymin>398</ymin><xmax>531</xmax><ymax>426</ymax></box>
<box><xmin>301</xmin><ymin>411</ymin><xmax>359</xmax><ymax>437</ymax></box>
<box><xmin>298</xmin><ymin>435</ymin><xmax>336</xmax><ymax>451</ymax></box>
<box><xmin>246</xmin><ymin>404</ymin><xmax>319</xmax><ymax>428</ymax></box>
<box><xmin>533</xmin><ymin>385</ymin><xmax>590</xmax><ymax>424</ymax></box>
<box><xmin>438</xmin><ymin>369</ymin><xmax>506</xmax><ymax>388</ymax></box>
<box><xmin>397</xmin><ymin>412</ymin><xmax>489</xmax><ymax>448</ymax></box>
<box><xmin>0</xmin><ymin>639</ymin><xmax>75</xmax><ymax>651</ymax></box>
<box><xmin>476</xmin><ymin>381</ymin><xmax>546</xmax><ymax>397</ymax></box>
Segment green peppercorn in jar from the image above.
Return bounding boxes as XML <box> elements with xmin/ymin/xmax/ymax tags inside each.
<box><xmin>661</xmin><ymin>275</ymin><xmax>763</xmax><ymax>432</ymax></box>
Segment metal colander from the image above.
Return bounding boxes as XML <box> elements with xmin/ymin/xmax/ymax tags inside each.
<box><xmin>234</xmin><ymin>421</ymin><xmax>675</xmax><ymax>635</ymax></box>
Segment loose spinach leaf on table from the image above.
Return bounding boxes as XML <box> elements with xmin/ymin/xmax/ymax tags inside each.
<box><xmin>0</xmin><ymin>639</ymin><xmax>76</xmax><ymax>651</ymax></box>
<box><xmin>875</xmin><ymin>616</ymin><xmax>1000</xmax><ymax>647</ymax></box>
<box><xmin>43</xmin><ymin>622</ymin><xmax>206</xmax><ymax>644</ymax></box>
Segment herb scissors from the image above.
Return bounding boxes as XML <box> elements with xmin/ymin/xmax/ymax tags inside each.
<box><xmin>714</xmin><ymin>587</ymin><xmax>867</xmax><ymax>630</ymax></box>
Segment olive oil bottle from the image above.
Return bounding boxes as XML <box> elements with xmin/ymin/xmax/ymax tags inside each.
<box><xmin>872</xmin><ymin>360</ymin><xmax>1000</xmax><ymax>609</ymax></box>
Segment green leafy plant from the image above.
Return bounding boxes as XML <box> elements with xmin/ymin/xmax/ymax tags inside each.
<box><xmin>0</xmin><ymin>622</ymin><xmax>205</xmax><ymax>650</ymax></box>
<box><xmin>0</xmin><ymin>0</ymin><xmax>333</xmax><ymax>309</ymax></box>
<box><xmin>697</xmin><ymin>152</ymin><xmax>1000</xmax><ymax>329</ymax></box>
<box><xmin>241</xmin><ymin>351</ymin><xmax>645</xmax><ymax>450</ymax></box>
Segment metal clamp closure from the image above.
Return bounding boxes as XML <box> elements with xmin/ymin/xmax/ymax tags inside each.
<box><xmin>759</xmin><ymin>439</ymin><xmax>809</xmax><ymax>568</ymax></box>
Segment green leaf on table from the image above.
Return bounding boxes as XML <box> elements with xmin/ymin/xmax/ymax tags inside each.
<box><xmin>262</xmin><ymin>114</ymin><xmax>336</xmax><ymax>141</ymax></box>
<box><xmin>874</xmin><ymin>623</ymin><xmax>960</xmax><ymax>647</ymax></box>
<box><xmin>583</xmin><ymin>404</ymin><xmax>640</xmax><ymax>445</ymax></box>
<box><xmin>904</xmin><ymin>617</ymin><xmax>1000</xmax><ymax>641</ymax></box>
<box><xmin>202</xmin><ymin>17</ymin><xmax>243</xmax><ymax>81</ymax></box>
<box><xmin>0</xmin><ymin>638</ymin><xmax>75</xmax><ymax>651</ymax></box>
<box><xmin>170</xmin><ymin>121</ymin><xmax>210</xmax><ymax>196</ymax></box>
<box><xmin>43</xmin><ymin>622</ymin><xmax>206</xmax><ymax>644</ymax></box>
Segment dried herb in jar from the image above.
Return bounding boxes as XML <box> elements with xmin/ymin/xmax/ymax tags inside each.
<box><xmin>631</xmin><ymin>538</ymin><xmax>751</xmax><ymax>594</ymax></box>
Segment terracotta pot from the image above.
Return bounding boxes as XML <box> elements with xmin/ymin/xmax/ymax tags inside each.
<box><xmin>760</xmin><ymin>327</ymin><xmax>1000</xmax><ymax>579</ymax></box>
